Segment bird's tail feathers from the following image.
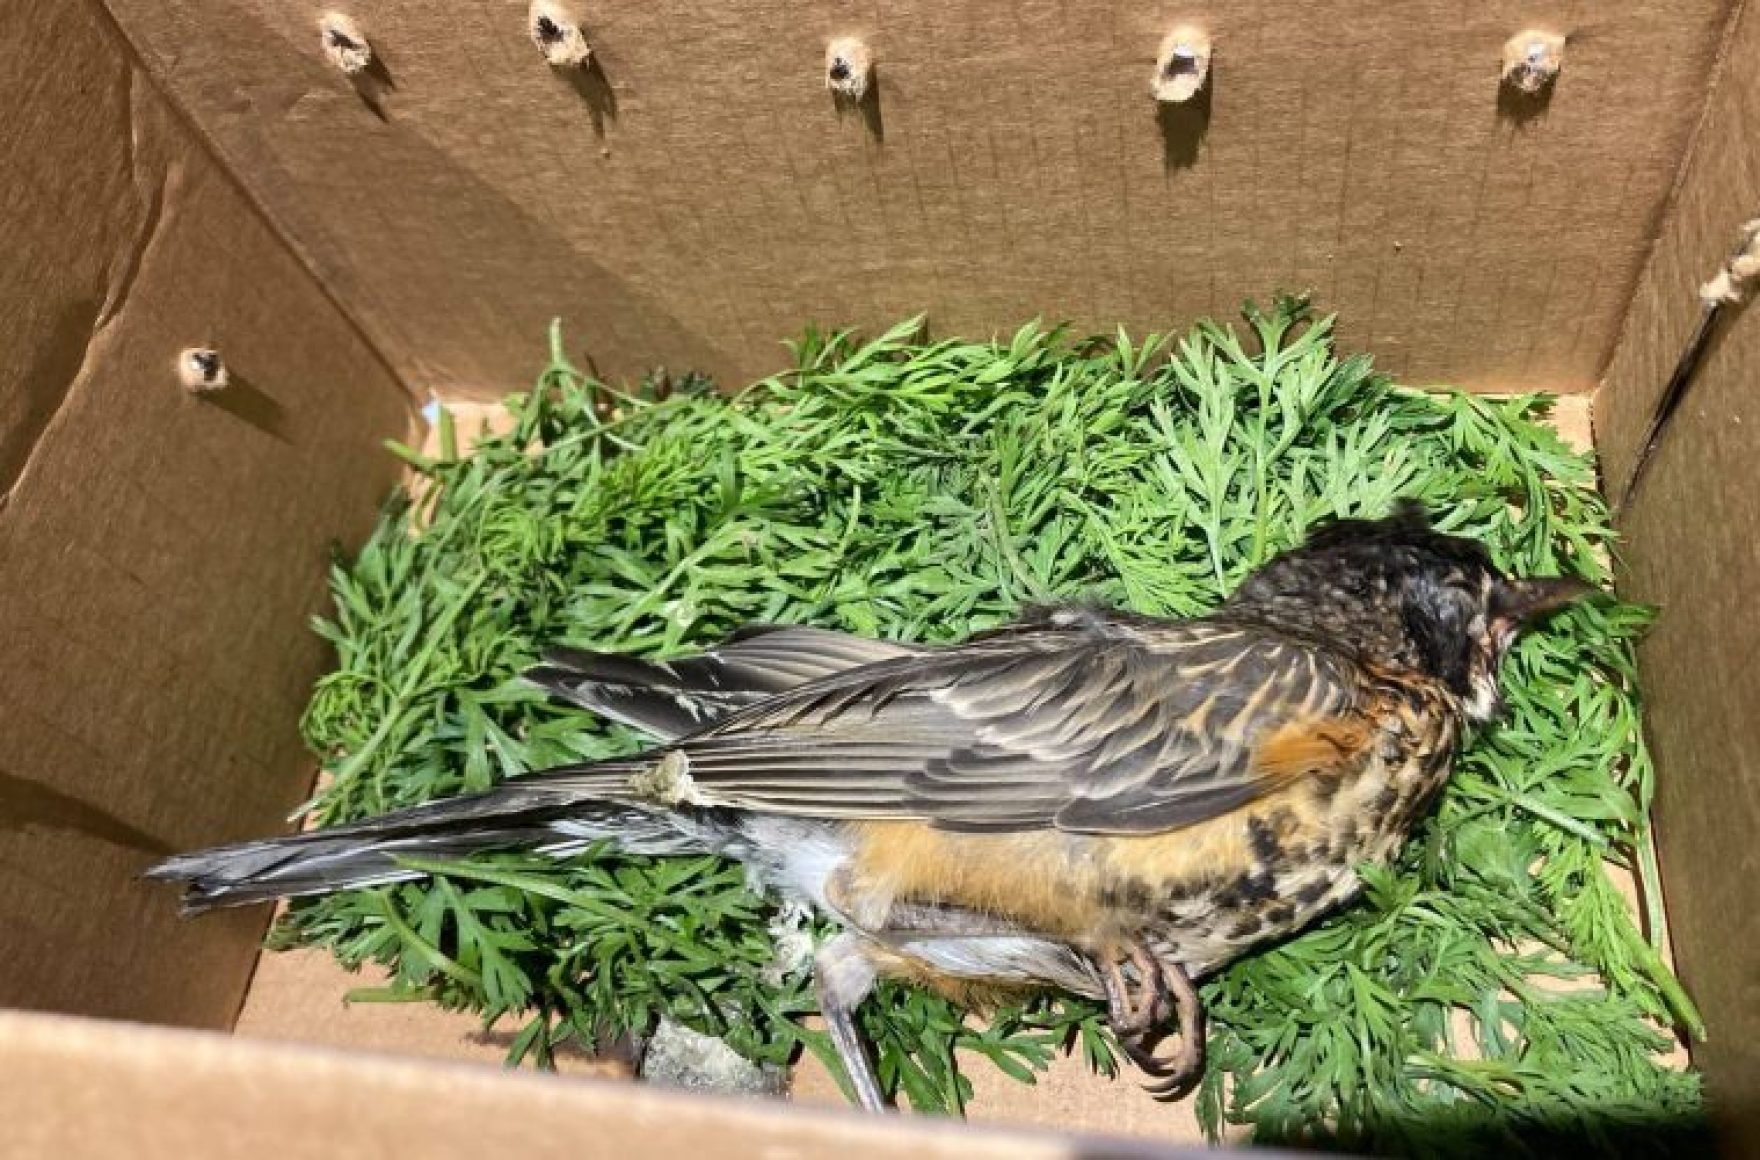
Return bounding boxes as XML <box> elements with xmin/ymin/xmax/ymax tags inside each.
<box><xmin>145</xmin><ymin>767</ymin><xmax>717</xmax><ymax>914</ymax></box>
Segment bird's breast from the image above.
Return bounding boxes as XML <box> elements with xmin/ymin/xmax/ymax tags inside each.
<box><xmin>827</xmin><ymin>697</ymin><xmax>1458</xmax><ymax>978</ymax></box>
<box><xmin>1137</xmin><ymin>707</ymin><xmax>1460</xmax><ymax>974</ymax></box>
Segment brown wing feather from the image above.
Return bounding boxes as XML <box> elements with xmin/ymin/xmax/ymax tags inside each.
<box><xmin>536</xmin><ymin>610</ymin><xmax>1369</xmax><ymax>836</ymax></box>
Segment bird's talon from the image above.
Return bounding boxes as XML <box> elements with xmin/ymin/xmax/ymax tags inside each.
<box><xmin>1145</xmin><ymin>1073</ymin><xmax>1197</xmax><ymax>1100</ymax></box>
<box><xmin>1101</xmin><ymin>941</ymin><xmax>1205</xmax><ymax>1097</ymax></box>
<box><xmin>1119</xmin><ymin>1039</ymin><xmax>1161</xmax><ymax>1074</ymax></box>
<box><xmin>1137</xmin><ymin>1024</ymin><xmax>1205</xmax><ymax>1096</ymax></box>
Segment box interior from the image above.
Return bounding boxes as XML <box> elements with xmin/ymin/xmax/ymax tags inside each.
<box><xmin>5</xmin><ymin>0</ymin><xmax>1758</xmax><ymax>1153</ymax></box>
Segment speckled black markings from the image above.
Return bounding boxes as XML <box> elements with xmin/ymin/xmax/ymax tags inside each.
<box><xmin>1293</xmin><ymin>877</ymin><xmax>1333</xmax><ymax>907</ymax></box>
<box><xmin>1247</xmin><ymin>816</ymin><xmax>1283</xmax><ymax>866</ymax></box>
<box><xmin>1213</xmin><ymin>868</ymin><xmax>1279</xmax><ymax>910</ymax></box>
<box><xmin>1225</xmin><ymin>913</ymin><xmax>1265</xmax><ymax>940</ymax></box>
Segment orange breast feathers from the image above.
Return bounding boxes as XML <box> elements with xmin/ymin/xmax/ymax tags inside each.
<box><xmin>832</xmin><ymin>714</ymin><xmax>1378</xmax><ymax>947</ymax></box>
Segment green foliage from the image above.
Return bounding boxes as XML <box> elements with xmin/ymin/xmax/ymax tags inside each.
<box><xmin>284</xmin><ymin>300</ymin><xmax>1700</xmax><ymax>1152</ymax></box>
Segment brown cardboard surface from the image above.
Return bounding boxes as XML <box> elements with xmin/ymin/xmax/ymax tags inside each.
<box><xmin>0</xmin><ymin>1010</ymin><xmax>1210</xmax><ymax>1159</ymax></box>
<box><xmin>789</xmin><ymin>1028</ymin><xmax>1216</xmax><ymax>1143</ymax></box>
<box><xmin>237</xmin><ymin>946</ymin><xmax>1219</xmax><ymax>1143</ymax></box>
<box><xmin>1596</xmin><ymin>3</ymin><xmax>1760</xmax><ymax>1151</ymax></box>
<box><xmin>0</xmin><ymin>0</ymin><xmax>414</xmax><ymax>1028</ymax></box>
<box><xmin>97</xmin><ymin>1</ymin><xmax>1730</xmax><ymax>399</ymax></box>
<box><xmin>236</xmin><ymin>944</ymin><xmax>634</xmax><ymax>1079</ymax></box>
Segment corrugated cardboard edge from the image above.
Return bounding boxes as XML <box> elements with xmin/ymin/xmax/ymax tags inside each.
<box><xmin>1596</xmin><ymin>0</ymin><xmax>1760</xmax><ymax>1153</ymax></box>
<box><xmin>0</xmin><ymin>1010</ymin><xmax>1217</xmax><ymax>1160</ymax></box>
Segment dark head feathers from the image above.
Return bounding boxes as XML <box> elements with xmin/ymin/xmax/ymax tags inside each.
<box><xmin>1225</xmin><ymin>501</ymin><xmax>1591</xmax><ymax>713</ymax></box>
<box><xmin>1298</xmin><ymin>500</ymin><xmax>1491</xmax><ymax>570</ymax></box>
<box><xmin>1295</xmin><ymin>502</ymin><xmax>1590</xmax><ymax>624</ymax></box>
<box><xmin>987</xmin><ymin>501</ymin><xmax>1589</xmax><ymax>717</ymax></box>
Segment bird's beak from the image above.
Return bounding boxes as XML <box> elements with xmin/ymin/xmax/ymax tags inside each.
<box><xmin>1495</xmin><ymin>576</ymin><xmax>1599</xmax><ymax>628</ymax></box>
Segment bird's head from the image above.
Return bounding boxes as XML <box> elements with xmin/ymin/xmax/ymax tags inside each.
<box><xmin>1223</xmin><ymin>501</ymin><xmax>1594</xmax><ymax>723</ymax></box>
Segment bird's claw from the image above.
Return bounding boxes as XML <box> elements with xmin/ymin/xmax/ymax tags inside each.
<box><xmin>1120</xmin><ymin>1029</ymin><xmax>1204</xmax><ymax>1098</ymax></box>
<box><xmin>1101</xmin><ymin>939</ymin><xmax>1206</xmax><ymax>1100</ymax></box>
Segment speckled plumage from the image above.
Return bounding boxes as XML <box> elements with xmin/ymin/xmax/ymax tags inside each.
<box><xmin>148</xmin><ymin>501</ymin><xmax>1590</xmax><ymax>1110</ymax></box>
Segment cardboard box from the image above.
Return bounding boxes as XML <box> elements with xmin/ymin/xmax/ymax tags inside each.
<box><xmin>3</xmin><ymin>0</ymin><xmax>1755</xmax><ymax>1154</ymax></box>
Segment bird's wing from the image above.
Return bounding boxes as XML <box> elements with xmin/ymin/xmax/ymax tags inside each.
<box><xmin>540</xmin><ymin>614</ymin><xmax>1370</xmax><ymax>835</ymax></box>
<box><xmin>526</xmin><ymin>625</ymin><xmax>924</xmax><ymax>738</ymax></box>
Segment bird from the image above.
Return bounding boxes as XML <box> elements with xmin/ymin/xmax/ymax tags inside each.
<box><xmin>146</xmin><ymin>501</ymin><xmax>1591</xmax><ymax>1111</ymax></box>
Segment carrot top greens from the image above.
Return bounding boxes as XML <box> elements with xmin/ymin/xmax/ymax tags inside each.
<box><xmin>284</xmin><ymin>300</ymin><xmax>1700</xmax><ymax>1155</ymax></box>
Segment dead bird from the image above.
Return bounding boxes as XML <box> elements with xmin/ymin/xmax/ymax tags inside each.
<box><xmin>147</xmin><ymin>501</ymin><xmax>1590</xmax><ymax>1110</ymax></box>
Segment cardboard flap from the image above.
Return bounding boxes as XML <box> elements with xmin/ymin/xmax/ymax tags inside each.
<box><xmin>0</xmin><ymin>1011</ymin><xmax>1216</xmax><ymax>1160</ymax></box>
<box><xmin>1597</xmin><ymin>1</ymin><xmax>1760</xmax><ymax>1151</ymax></box>
<box><xmin>0</xmin><ymin>0</ymin><xmax>413</xmax><ymax>1028</ymax></box>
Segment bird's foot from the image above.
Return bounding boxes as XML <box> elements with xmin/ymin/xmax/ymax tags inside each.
<box><xmin>1101</xmin><ymin>940</ymin><xmax>1206</xmax><ymax>1101</ymax></box>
